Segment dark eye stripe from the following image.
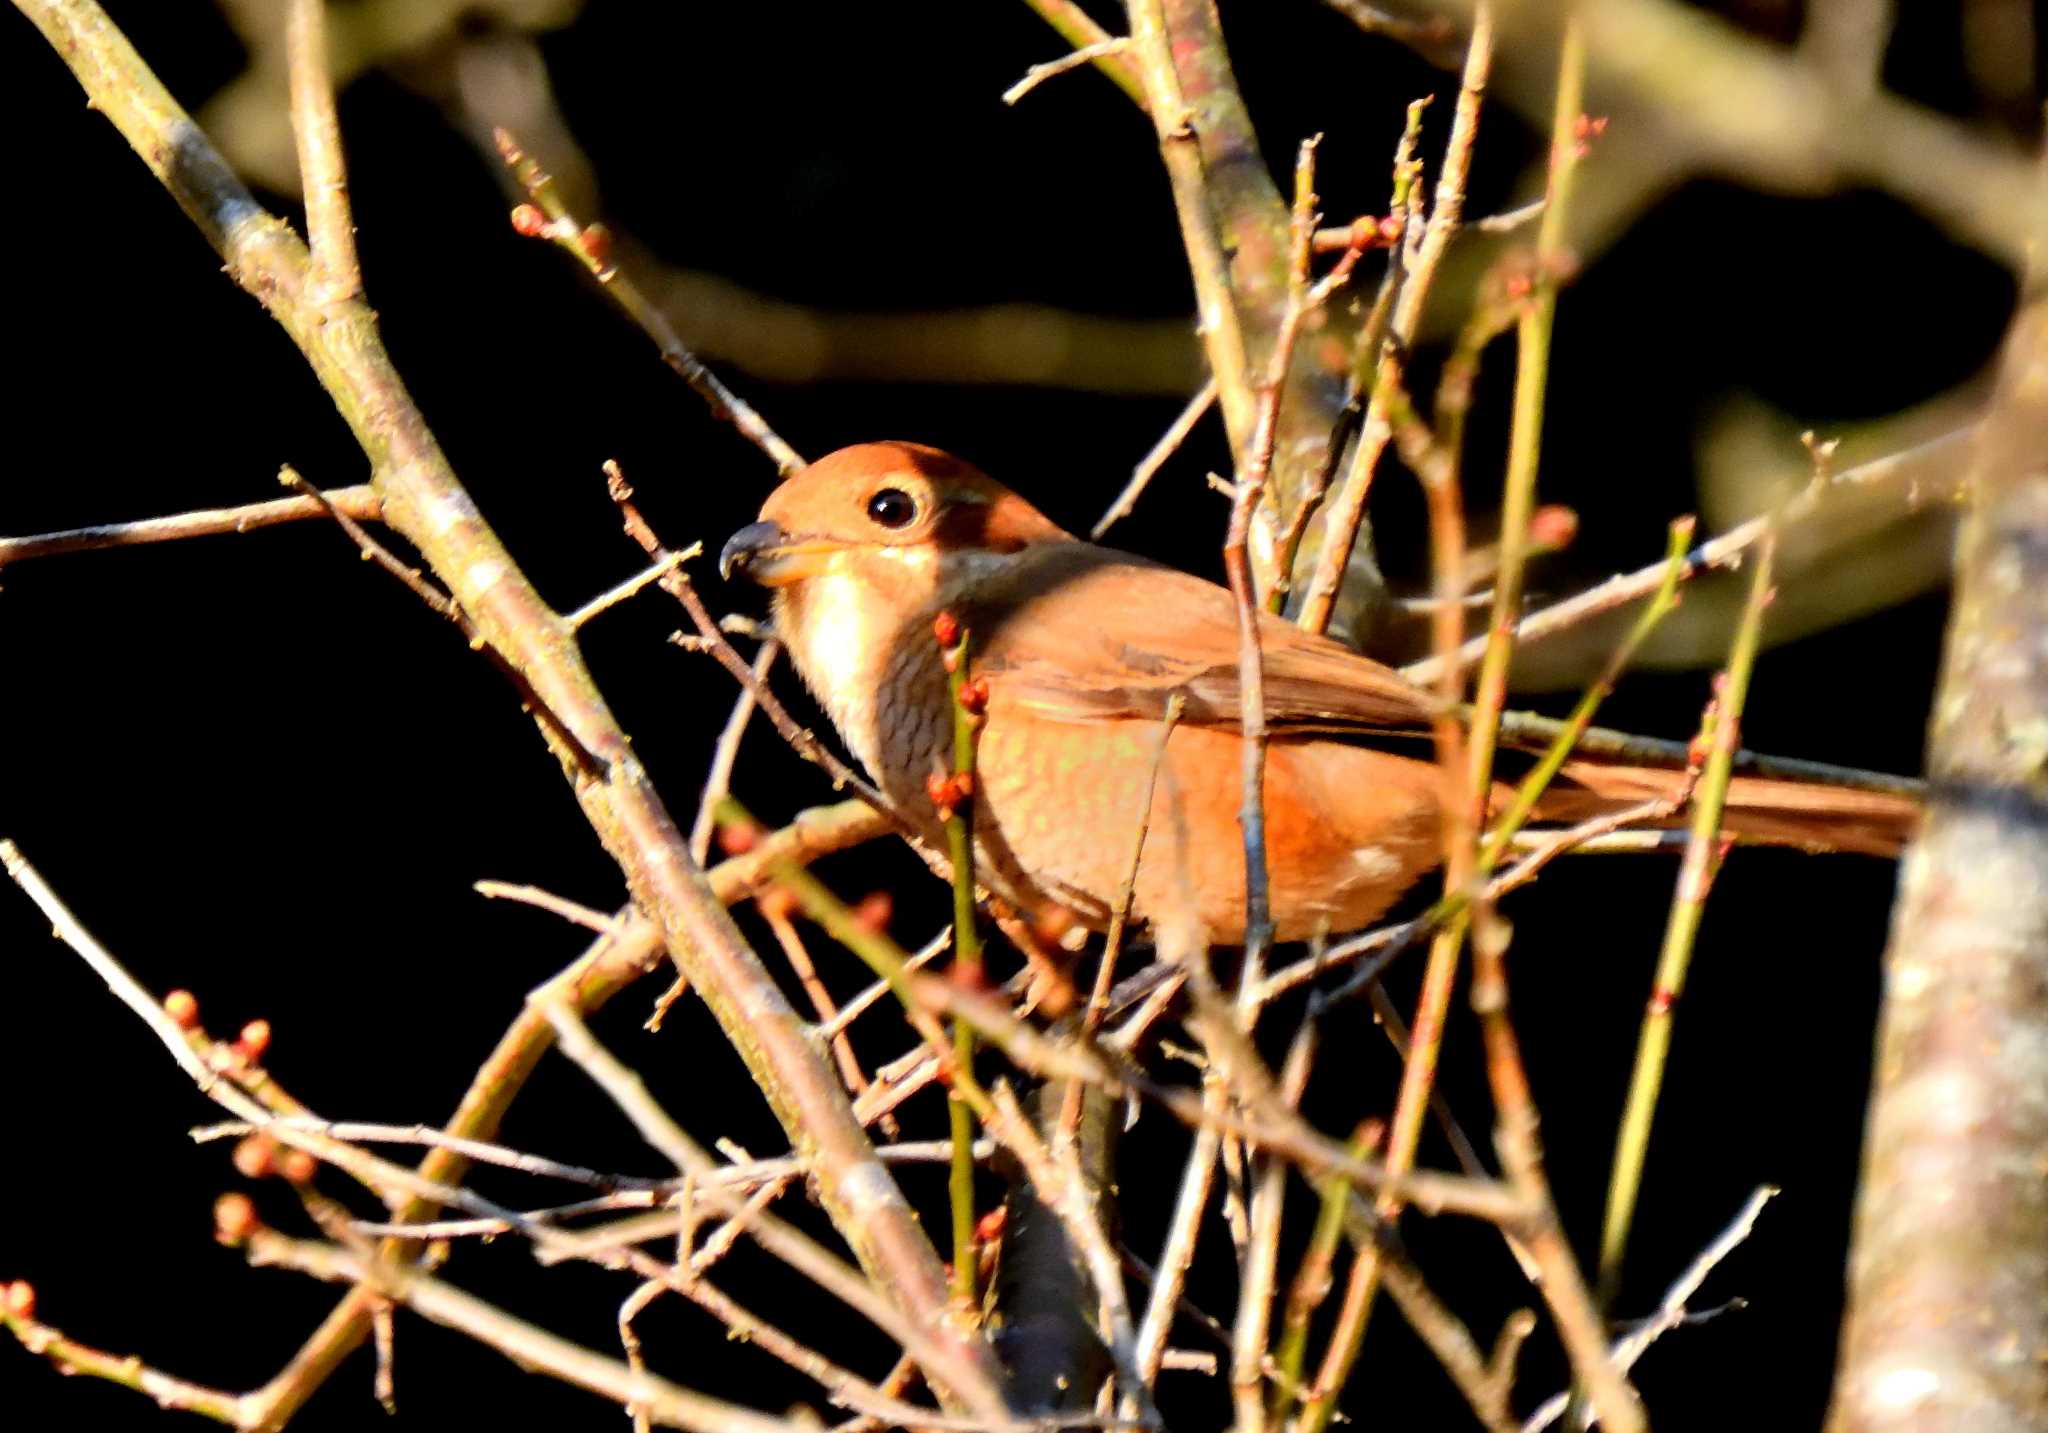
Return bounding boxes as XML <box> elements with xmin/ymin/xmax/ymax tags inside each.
<box><xmin>866</xmin><ymin>487</ymin><xmax>917</xmax><ymax>529</ymax></box>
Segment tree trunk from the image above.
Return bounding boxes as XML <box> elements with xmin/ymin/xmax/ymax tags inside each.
<box><xmin>1827</xmin><ymin>283</ymin><xmax>2048</xmax><ymax>1430</ymax></box>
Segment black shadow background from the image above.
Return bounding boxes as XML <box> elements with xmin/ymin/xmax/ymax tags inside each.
<box><xmin>0</xmin><ymin>2</ymin><xmax>2011</xmax><ymax>1429</ymax></box>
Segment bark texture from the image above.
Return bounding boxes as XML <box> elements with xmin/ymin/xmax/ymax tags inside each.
<box><xmin>1828</xmin><ymin>286</ymin><xmax>2048</xmax><ymax>1431</ymax></box>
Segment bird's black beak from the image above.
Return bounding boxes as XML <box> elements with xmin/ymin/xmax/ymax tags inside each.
<box><xmin>720</xmin><ymin>520</ymin><xmax>841</xmax><ymax>586</ymax></box>
<box><xmin>719</xmin><ymin>521</ymin><xmax>786</xmax><ymax>583</ymax></box>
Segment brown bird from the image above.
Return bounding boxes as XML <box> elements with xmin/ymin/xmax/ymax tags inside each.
<box><xmin>721</xmin><ymin>441</ymin><xmax>1917</xmax><ymax>955</ymax></box>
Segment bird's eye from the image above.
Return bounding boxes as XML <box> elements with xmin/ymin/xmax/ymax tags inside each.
<box><xmin>865</xmin><ymin>487</ymin><xmax>917</xmax><ymax>529</ymax></box>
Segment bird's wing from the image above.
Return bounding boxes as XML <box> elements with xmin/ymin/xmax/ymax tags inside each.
<box><xmin>970</xmin><ymin>543</ymin><xmax>1438</xmax><ymax>735</ymax></box>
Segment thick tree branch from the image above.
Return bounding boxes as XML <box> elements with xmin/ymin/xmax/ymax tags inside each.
<box><xmin>1827</xmin><ymin>267</ymin><xmax>2048</xmax><ymax>1430</ymax></box>
<box><xmin>1123</xmin><ymin>0</ymin><xmax>1387</xmax><ymax>635</ymax></box>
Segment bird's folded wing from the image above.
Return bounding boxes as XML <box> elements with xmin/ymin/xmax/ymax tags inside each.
<box><xmin>971</xmin><ymin>544</ymin><xmax>1438</xmax><ymax>735</ymax></box>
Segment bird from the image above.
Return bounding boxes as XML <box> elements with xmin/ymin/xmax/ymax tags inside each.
<box><xmin>720</xmin><ymin>441</ymin><xmax>1918</xmax><ymax>957</ymax></box>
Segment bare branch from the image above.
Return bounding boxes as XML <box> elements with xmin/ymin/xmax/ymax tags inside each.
<box><xmin>284</xmin><ymin>0</ymin><xmax>359</xmax><ymax>304</ymax></box>
<box><xmin>0</xmin><ymin>485</ymin><xmax>382</xmax><ymax>566</ymax></box>
<box><xmin>246</xmin><ymin>1229</ymin><xmax>828</xmax><ymax>1433</ymax></box>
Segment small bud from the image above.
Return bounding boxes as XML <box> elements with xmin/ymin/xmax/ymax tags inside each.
<box><xmin>850</xmin><ymin>891</ymin><xmax>893</xmax><ymax>936</ymax></box>
<box><xmin>952</xmin><ymin>772</ymin><xmax>975</xmax><ymax>800</ymax></box>
<box><xmin>948</xmin><ymin>959</ymin><xmax>993</xmax><ymax>995</ymax></box>
<box><xmin>974</xmin><ymin>1206</ymin><xmax>1008</xmax><ymax>1243</ymax></box>
<box><xmin>164</xmin><ymin>989</ymin><xmax>200</xmax><ymax>1029</ymax></box>
<box><xmin>958</xmin><ymin>677</ymin><xmax>990</xmax><ymax>715</ymax></box>
<box><xmin>941</xmin><ymin>647</ymin><xmax>963</xmax><ymax>675</ymax></box>
<box><xmin>233</xmin><ymin>1135</ymin><xmax>277</xmax><ymax>1181</ymax></box>
<box><xmin>214</xmin><ymin>1193</ymin><xmax>260</xmax><ymax>1246</ymax></box>
<box><xmin>1527</xmin><ymin>505</ymin><xmax>1579</xmax><ymax>553</ymax></box>
<box><xmin>1646</xmin><ymin>988</ymin><xmax>1677</xmax><ymax>1015</ymax></box>
<box><xmin>281</xmin><ymin>1150</ymin><xmax>318</xmax><ymax>1186</ymax></box>
<box><xmin>926</xmin><ymin>771</ymin><xmax>954</xmax><ymax>809</ymax></box>
<box><xmin>578</xmin><ymin>222</ymin><xmax>615</xmax><ymax>269</ymax></box>
<box><xmin>717</xmin><ymin>820</ymin><xmax>761</xmax><ymax>856</ymax></box>
<box><xmin>1348</xmin><ymin>216</ymin><xmax>1380</xmax><ymax>249</ymax></box>
<box><xmin>932</xmin><ymin>611</ymin><xmax>961</xmax><ymax>649</ymax></box>
<box><xmin>1353</xmin><ymin>1116</ymin><xmax>1388</xmax><ymax>1152</ymax></box>
<box><xmin>4</xmin><ymin>1280</ymin><xmax>35</xmax><ymax>1320</ymax></box>
<box><xmin>234</xmin><ymin>1019</ymin><xmax>272</xmax><ymax>1063</ymax></box>
<box><xmin>1377</xmin><ymin>214</ymin><xmax>1404</xmax><ymax>246</ymax></box>
<box><xmin>509</xmin><ymin>203</ymin><xmax>548</xmax><ymax>238</ymax></box>
<box><xmin>1030</xmin><ymin>904</ymin><xmax>1076</xmax><ymax>950</ymax></box>
<box><xmin>755</xmin><ymin>883</ymin><xmax>798</xmax><ymax>923</ymax></box>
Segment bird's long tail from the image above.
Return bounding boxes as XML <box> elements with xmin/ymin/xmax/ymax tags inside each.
<box><xmin>1529</xmin><ymin>758</ymin><xmax>1922</xmax><ymax>858</ymax></box>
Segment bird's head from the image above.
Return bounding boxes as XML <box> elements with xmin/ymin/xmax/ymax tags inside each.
<box><xmin>720</xmin><ymin>442</ymin><xmax>1071</xmax><ymax>605</ymax></box>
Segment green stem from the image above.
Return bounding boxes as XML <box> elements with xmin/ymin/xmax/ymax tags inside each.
<box><xmin>1475</xmin><ymin>518</ymin><xmax>1694</xmax><ymax>872</ymax></box>
<box><xmin>942</xmin><ymin>627</ymin><xmax>984</xmax><ymax>1309</ymax></box>
<box><xmin>1266</xmin><ymin>1124</ymin><xmax>1376</xmax><ymax>1420</ymax></box>
<box><xmin>1463</xmin><ymin>14</ymin><xmax>1586</xmax><ymax>820</ymax></box>
<box><xmin>1595</xmin><ymin>529</ymin><xmax>1779</xmax><ymax>1308</ymax></box>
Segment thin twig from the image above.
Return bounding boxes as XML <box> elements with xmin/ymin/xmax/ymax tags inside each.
<box><xmin>534</xmin><ymin>999</ymin><xmax>1015</xmax><ymax>1424</ymax></box>
<box><xmin>1400</xmin><ymin>425</ymin><xmax>1974</xmax><ymax>690</ymax></box>
<box><xmin>1296</xmin><ymin>6</ymin><xmax>1495</xmax><ymax>635</ymax></box>
<box><xmin>2</xmin><ymin>840</ymin><xmax>271</xmax><ymax>1127</ymax></box>
<box><xmin>1092</xmin><ymin>378</ymin><xmax>1219</xmax><ymax>539</ymax></box>
<box><xmin>1004</xmin><ymin>37</ymin><xmax>1133</xmax><ymax>104</ymax></box>
<box><xmin>1230</xmin><ymin>1026</ymin><xmax>1314</xmax><ymax>1432</ymax></box>
<box><xmin>689</xmin><ymin>640</ymin><xmax>779</xmax><ymax>865</ymax></box>
<box><xmin>1132</xmin><ymin>1117</ymin><xmax>1220</xmax><ymax>1387</ymax></box>
<box><xmin>1013</xmin><ymin>0</ymin><xmax>1147</xmax><ymax>106</ymax></box>
<box><xmin>759</xmin><ymin>904</ymin><xmax>878</xmax><ymax>1108</ymax></box>
<box><xmin>1</xmin><ymin>1300</ymin><xmax>251</xmax><ymax>1427</ymax></box>
<box><xmin>1064</xmin><ymin>691</ymin><xmax>1184</xmax><ymax>1144</ymax></box>
<box><xmin>566</xmin><ymin>550</ymin><xmax>690</xmax><ymax>629</ymax></box>
<box><xmin>815</xmin><ymin>928</ymin><xmax>954</xmax><ymax>1041</ymax></box>
<box><xmin>496</xmin><ymin>130</ymin><xmax>800</xmax><ymax>474</ymax></box>
<box><xmin>279</xmin><ymin>466</ymin><xmax>608</xmax><ymax>775</ymax></box>
<box><xmin>246</xmin><ymin>1231</ymin><xmax>856</xmax><ymax>1433</ymax></box>
<box><xmin>0</xmin><ymin>485</ymin><xmax>384</xmax><ymax>566</ymax></box>
<box><xmin>603</xmin><ymin>463</ymin><xmax>904</xmax><ymax>825</ymax></box>
<box><xmin>1351</xmin><ymin>1206</ymin><xmax>1522</xmax><ymax>1433</ymax></box>
<box><xmin>191</xmin><ymin>1118</ymin><xmax>663</xmax><ymax>1191</ymax></box>
<box><xmin>473</xmin><ymin>880</ymin><xmax>625</xmax><ymax>934</ymax></box>
<box><xmin>922</xmin><ymin>977</ymin><xmax>1534</xmax><ymax>1226</ymax></box>
<box><xmin>1525</xmin><ymin>1187</ymin><xmax>1777</xmax><ymax>1431</ymax></box>
<box><xmin>1218</xmin><ymin>135</ymin><xmax>1328</xmax><ymax>990</ymax></box>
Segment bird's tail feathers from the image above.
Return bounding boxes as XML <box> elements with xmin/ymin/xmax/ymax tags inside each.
<box><xmin>1528</xmin><ymin>758</ymin><xmax>1920</xmax><ymax>858</ymax></box>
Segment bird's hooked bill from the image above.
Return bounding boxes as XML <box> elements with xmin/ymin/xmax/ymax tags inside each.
<box><xmin>719</xmin><ymin>520</ymin><xmax>852</xmax><ymax>587</ymax></box>
<box><xmin>719</xmin><ymin>520</ymin><xmax>784</xmax><ymax>581</ymax></box>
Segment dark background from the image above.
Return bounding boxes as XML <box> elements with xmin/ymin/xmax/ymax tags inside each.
<box><xmin>0</xmin><ymin>2</ymin><xmax>2018</xmax><ymax>1429</ymax></box>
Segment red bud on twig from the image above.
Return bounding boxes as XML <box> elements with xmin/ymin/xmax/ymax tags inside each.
<box><xmin>234</xmin><ymin>1019</ymin><xmax>272</xmax><ymax>1063</ymax></box>
<box><xmin>164</xmin><ymin>989</ymin><xmax>199</xmax><ymax>1030</ymax></box>
<box><xmin>214</xmin><ymin>1193</ymin><xmax>259</xmax><ymax>1246</ymax></box>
